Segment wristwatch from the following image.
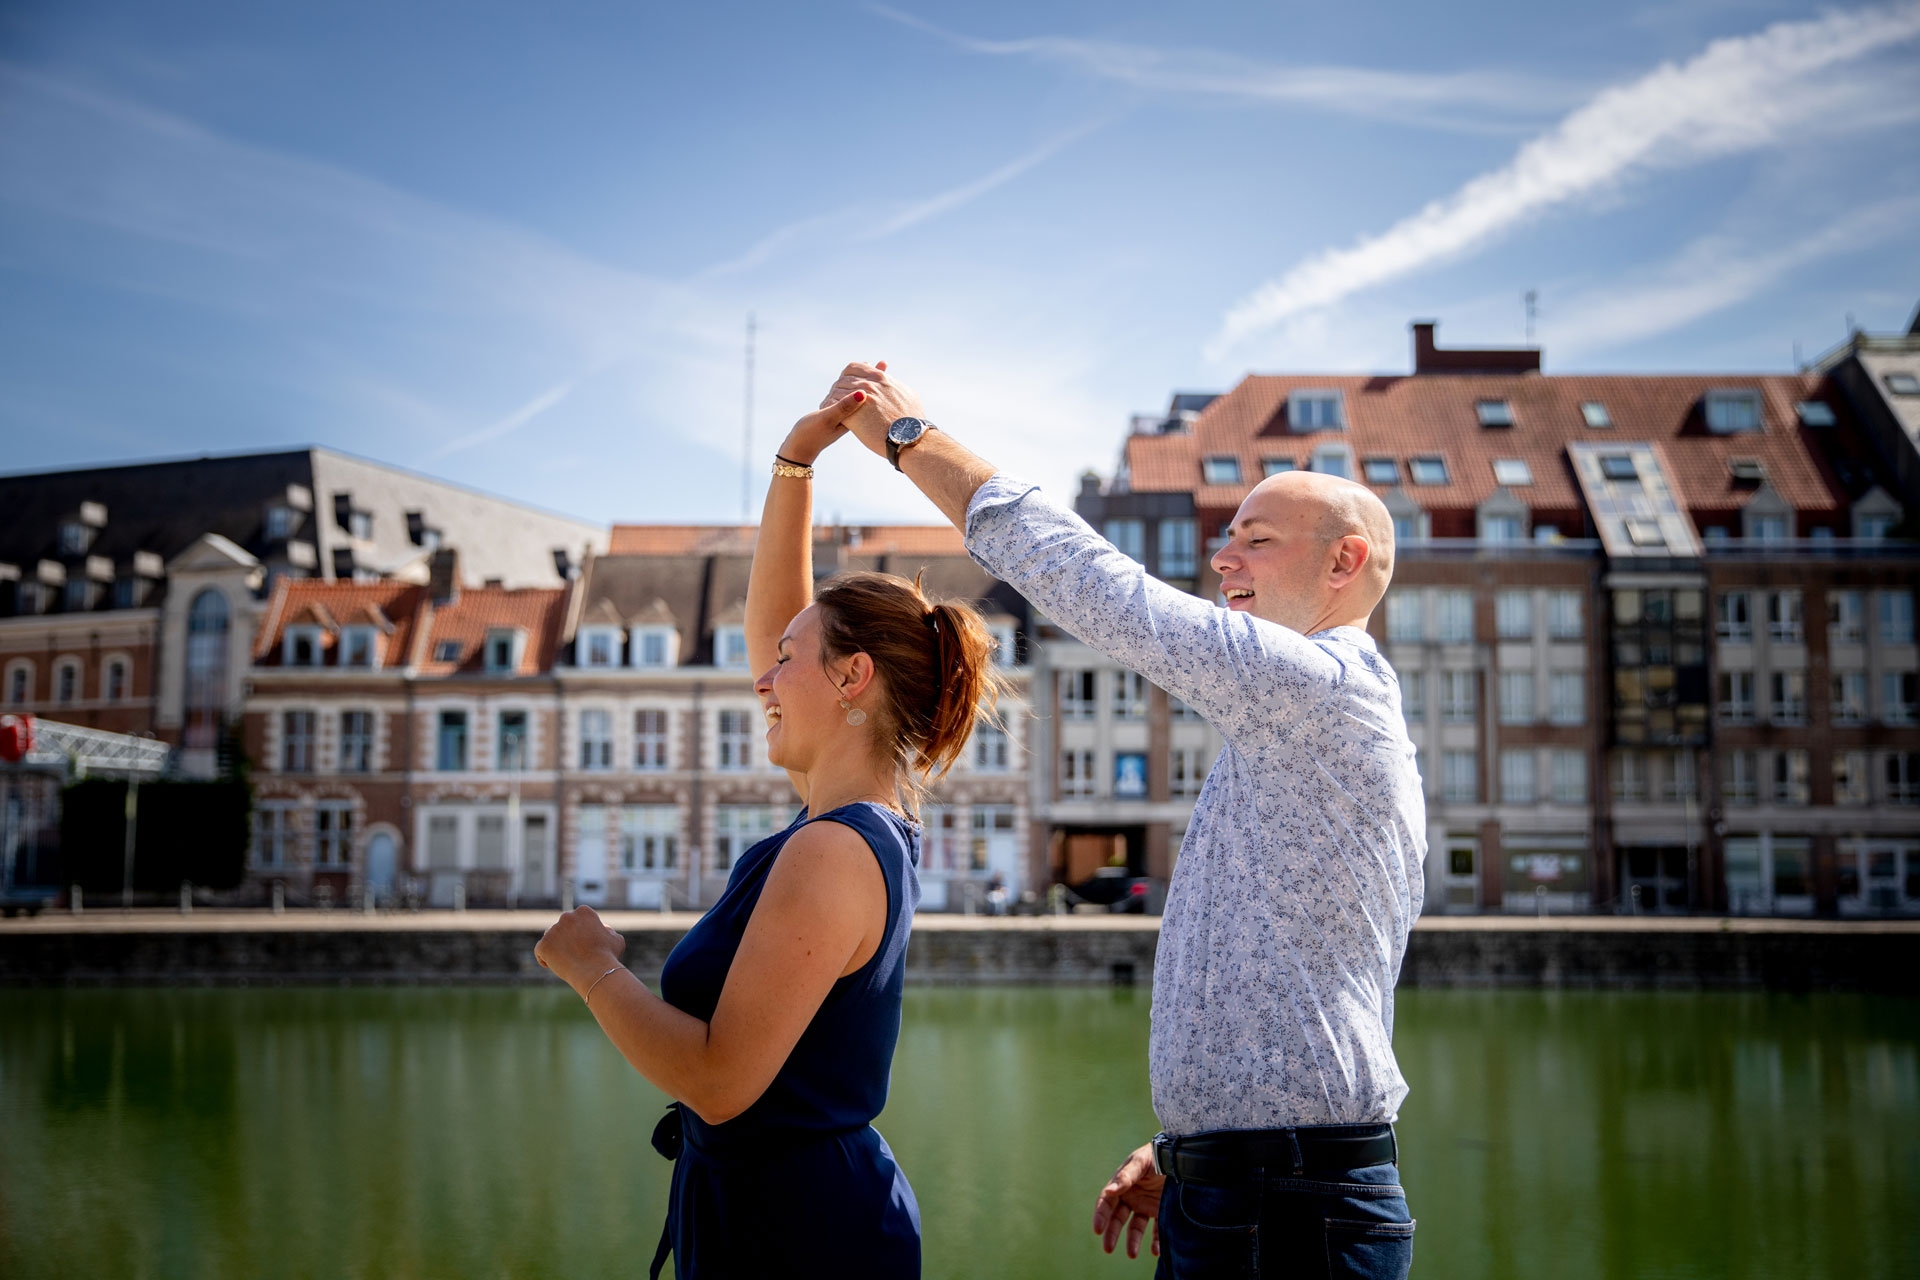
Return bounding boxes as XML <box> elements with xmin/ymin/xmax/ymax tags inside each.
<box><xmin>885</xmin><ymin>417</ymin><xmax>936</xmax><ymax>471</ymax></box>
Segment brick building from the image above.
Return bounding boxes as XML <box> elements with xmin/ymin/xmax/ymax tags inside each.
<box><xmin>1070</xmin><ymin>320</ymin><xmax>1920</xmax><ymax>916</ymax></box>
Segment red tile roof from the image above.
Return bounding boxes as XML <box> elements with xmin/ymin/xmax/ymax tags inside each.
<box><xmin>1126</xmin><ymin>372</ymin><xmax>1859</xmax><ymax>529</ymax></box>
<box><xmin>253</xmin><ymin>579</ymin><xmax>567</xmax><ymax>675</ymax></box>
<box><xmin>417</xmin><ymin>587</ymin><xmax>568</xmax><ymax>676</ymax></box>
<box><xmin>253</xmin><ymin>581</ymin><xmax>425</xmax><ymax>666</ymax></box>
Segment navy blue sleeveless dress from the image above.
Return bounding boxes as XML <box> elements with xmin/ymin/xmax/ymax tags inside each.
<box><xmin>651</xmin><ymin>801</ymin><xmax>922</xmax><ymax>1279</ymax></box>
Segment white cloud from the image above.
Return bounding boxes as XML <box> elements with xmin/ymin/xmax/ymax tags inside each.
<box><xmin>1212</xmin><ymin>3</ymin><xmax>1920</xmax><ymax>355</ymax></box>
<box><xmin>870</xmin><ymin>4</ymin><xmax>1573</xmax><ymax>131</ymax></box>
<box><xmin>425</xmin><ymin>378</ymin><xmax>578</xmax><ymax>461</ymax></box>
<box><xmin>862</xmin><ymin>120</ymin><xmax>1104</xmax><ymax>240</ymax></box>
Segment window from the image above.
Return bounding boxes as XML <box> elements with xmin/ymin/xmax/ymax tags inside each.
<box><xmin>622</xmin><ymin>806</ymin><xmax>680</xmax><ymax>872</ymax></box>
<box><xmin>1749</xmin><ymin>514</ymin><xmax>1788</xmax><ymax>543</ymax></box>
<box><xmin>1832</xmin><ymin>672</ymin><xmax>1868</xmax><ymax>725</ymax></box>
<box><xmin>1773</xmin><ymin>750</ymin><xmax>1810</xmax><ymax>806</ymax></box>
<box><xmin>1626</xmin><ymin>520</ymin><xmax>1665</xmax><ymax>548</ymax></box>
<box><xmin>1611</xmin><ymin>753</ymin><xmax>1648</xmax><ymax>803</ymax></box>
<box><xmin>1476</xmin><ymin>400</ymin><xmax>1514</xmax><ymax>428</ymax></box>
<box><xmin>1489</xmin><ymin>459</ymin><xmax>1533</xmax><ymax>487</ymax></box>
<box><xmin>1498</xmin><ymin>671</ymin><xmax>1535</xmax><ymax>724</ymax></box>
<box><xmin>1060</xmin><ymin>671</ymin><xmax>1097</xmax><ymax>720</ymax></box>
<box><xmin>1400</xmin><ymin>671</ymin><xmax>1424</xmax><ymax>722</ymax></box>
<box><xmin>315</xmin><ymin>803</ymin><xmax>353</xmax><ymax>867</ymax></box>
<box><xmin>1883</xmin><ymin>672</ymin><xmax>1917</xmax><ymax>725</ymax></box>
<box><xmin>1171</xmin><ymin>747</ymin><xmax>1207</xmax><ymax>799</ymax></box>
<box><xmin>1829</xmin><ymin>591</ymin><xmax>1865</xmax><ymax>645</ymax></box>
<box><xmin>1704</xmin><ymin>390</ymin><xmax>1762</xmax><ymax>433</ymax></box>
<box><xmin>495</xmin><ymin>710</ymin><xmax>527</xmax><ymax>771</ymax></box>
<box><xmin>434</xmin><ymin>640</ymin><xmax>463</xmax><ymax>664</ymax></box>
<box><xmin>714</xmin><ymin>625</ymin><xmax>749</xmax><ymax>669</ymax></box>
<box><xmin>1833</xmin><ymin>752</ymin><xmax>1869</xmax><ymax>806</ymax></box>
<box><xmin>1884</xmin><ymin>373</ymin><xmax>1920</xmax><ymax>396</ymax></box>
<box><xmin>1157</xmin><ymin>519</ymin><xmax>1197</xmax><ymax>578</ymax></box>
<box><xmin>5</xmin><ymin>663</ymin><xmax>28</xmax><ymax>706</ymax></box>
<box><xmin>1496</xmin><ymin>591</ymin><xmax>1531</xmax><ymax>640</ymax></box>
<box><xmin>1717</xmin><ymin>592</ymin><xmax>1752</xmax><ymax>642</ymax></box>
<box><xmin>1436</xmin><ymin>591</ymin><xmax>1473</xmax><ymax>643</ymax></box>
<box><xmin>1723</xmin><ymin>751</ymin><xmax>1759</xmax><ymax>805</ymax></box>
<box><xmin>1880</xmin><ymin>591</ymin><xmax>1915</xmax><ymax>644</ymax></box>
<box><xmin>341</xmin><ymin>627</ymin><xmax>377</xmax><ymax>668</ymax></box>
<box><xmin>988</xmin><ymin>622</ymin><xmax>1018</xmax><ymax>668</ymax></box>
<box><xmin>485</xmin><ymin>629</ymin><xmax>521</xmax><ymax>674</ymax></box>
<box><xmin>1551</xmin><ymin>751</ymin><xmax>1587</xmax><ymax>805</ymax></box>
<box><xmin>1546</xmin><ymin>591</ymin><xmax>1582</xmax><ymax>640</ymax></box>
<box><xmin>1482</xmin><ymin>515</ymin><xmax>1523</xmax><ymax>544</ymax></box>
<box><xmin>183</xmin><ymin>589</ymin><xmax>229</xmax><ymax>751</ymax></box>
<box><xmin>973</xmin><ymin>721</ymin><xmax>1010</xmax><ymax>771</ymax></box>
<box><xmin>716</xmin><ymin>708</ymin><xmax>754</xmax><ymax>770</ymax></box>
<box><xmin>1703</xmin><ymin>526</ymin><xmax>1729</xmax><ymax>548</ymax></box>
<box><xmin>1659</xmin><ymin>751</ymin><xmax>1698</xmax><ymax>802</ymax></box>
<box><xmin>1888</xmin><ymin>753</ymin><xmax>1920</xmax><ymax>805</ymax></box>
<box><xmin>282</xmin><ymin>710</ymin><xmax>315</xmax><ymax>772</ymax></box>
<box><xmin>1261</xmin><ymin>458</ymin><xmax>1296</xmax><ymax>477</ymax></box>
<box><xmin>1441</xmin><ymin>751</ymin><xmax>1478</xmax><ymax>804</ymax></box>
<box><xmin>253</xmin><ymin>804</ymin><xmax>296</xmax><ymax>869</ymax></box>
<box><xmin>100</xmin><ymin>659</ymin><xmax>125</xmax><ymax>702</ymax></box>
<box><xmin>425</xmin><ymin>813</ymin><xmax>459</xmax><ymax>870</ymax></box>
<box><xmin>1599</xmin><ymin>454</ymin><xmax>1638</xmax><ymax>482</ymax></box>
<box><xmin>437</xmin><ymin>711</ymin><xmax>468</xmax><ymax>771</ymax></box>
<box><xmin>1392</xmin><ymin>512</ymin><xmax>1425</xmax><ymax>544</ymax></box>
<box><xmin>634</xmin><ymin>709</ymin><xmax>670</xmax><ymax>770</ymax></box>
<box><xmin>1718</xmin><ymin>671</ymin><xmax>1755</xmax><ymax>724</ymax></box>
<box><xmin>1112</xmin><ymin>671</ymin><xmax>1147</xmax><ymax>720</ymax></box>
<box><xmin>1363</xmin><ymin>458</ymin><xmax>1399</xmax><ymax>485</ymax></box>
<box><xmin>633</xmin><ymin>626</ymin><xmax>677</xmax><ymax>668</ymax></box>
<box><xmin>1104</xmin><ymin>519</ymin><xmax>1145</xmax><ymax>563</ymax></box>
<box><xmin>581</xmin><ymin>628</ymin><xmax>620</xmax><ymax>668</ymax></box>
<box><xmin>285</xmin><ymin>626</ymin><xmax>322</xmax><ymax>667</ymax></box>
<box><xmin>713</xmin><ymin>806</ymin><xmax>780</xmax><ymax>871</ymax></box>
<box><xmin>1289</xmin><ymin>390</ymin><xmax>1346</xmax><ymax>430</ymax></box>
<box><xmin>1581</xmin><ymin>401</ymin><xmax>1613</xmax><ymax>429</ymax></box>
<box><xmin>1858</xmin><ymin>513</ymin><xmax>1897</xmax><ymax>543</ymax></box>
<box><xmin>265</xmin><ymin>506</ymin><xmax>296</xmax><ymax>540</ymax></box>
<box><xmin>1500</xmin><ymin>750</ymin><xmax>1536</xmax><ymax>804</ymax></box>
<box><xmin>1548</xmin><ymin>672</ymin><xmax>1584</xmax><ymax>725</ymax></box>
<box><xmin>1311</xmin><ymin>446</ymin><xmax>1352</xmax><ymax>479</ymax></box>
<box><xmin>1386</xmin><ymin>593</ymin><xmax>1423</xmax><ymax>643</ymax></box>
<box><xmin>1768</xmin><ymin>672</ymin><xmax>1806</xmax><ymax>725</ymax></box>
<box><xmin>341</xmin><ymin>710</ymin><xmax>374</xmax><ymax>773</ymax></box>
<box><xmin>1202</xmin><ymin>456</ymin><xmax>1242</xmax><ymax>485</ymax></box>
<box><xmin>1796</xmin><ymin>401</ymin><xmax>1835</xmax><ymax>427</ymax></box>
<box><xmin>1440</xmin><ymin>671</ymin><xmax>1475</xmax><ymax>723</ymax></box>
<box><xmin>1061</xmin><ymin>750</ymin><xmax>1097</xmax><ymax>798</ymax></box>
<box><xmin>578</xmin><ymin>709</ymin><xmax>614</xmax><ymax>770</ymax></box>
<box><xmin>1408</xmin><ymin>457</ymin><xmax>1449</xmax><ymax>486</ymax></box>
<box><xmin>1767</xmin><ymin>591</ymin><xmax>1803</xmax><ymax>644</ymax></box>
<box><xmin>53</xmin><ymin>660</ymin><xmax>79</xmax><ymax>705</ymax></box>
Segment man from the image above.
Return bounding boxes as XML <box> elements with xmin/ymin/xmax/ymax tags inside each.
<box><xmin>825</xmin><ymin>362</ymin><xmax>1425</xmax><ymax>1278</ymax></box>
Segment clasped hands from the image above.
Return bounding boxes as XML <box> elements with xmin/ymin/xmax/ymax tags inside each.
<box><xmin>776</xmin><ymin>362</ymin><xmax>924</xmax><ymax>467</ymax></box>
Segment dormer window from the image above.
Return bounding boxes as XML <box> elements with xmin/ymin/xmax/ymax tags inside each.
<box><xmin>285</xmin><ymin>626</ymin><xmax>324</xmax><ymax>667</ymax></box>
<box><xmin>1362</xmin><ymin>458</ymin><xmax>1399</xmax><ymax>485</ymax></box>
<box><xmin>1599</xmin><ymin>455</ymin><xmax>1638</xmax><ymax>482</ymax></box>
<box><xmin>265</xmin><ymin>506</ymin><xmax>296</xmax><ymax>541</ymax></box>
<box><xmin>632</xmin><ymin>625</ymin><xmax>680</xmax><ymax>668</ymax></box>
<box><xmin>434</xmin><ymin>639</ymin><xmax>463</xmax><ymax>664</ymax></box>
<box><xmin>580</xmin><ymin>627</ymin><xmax>621</xmax><ymax>668</ymax></box>
<box><xmin>1729</xmin><ymin>458</ymin><xmax>1766</xmax><ymax>485</ymax></box>
<box><xmin>1491</xmin><ymin>459</ymin><xmax>1533</xmax><ymax>486</ymax></box>
<box><xmin>1202</xmin><ymin>456</ymin><xmax>1242</xmax><ymax>485</ymax></box>
<box><xmin>714</xmin><ymin>625</ymin><xmax>749</xmax><ymax>669</ymax></box>
<box><xmin>341</xmin><ymin>626</ymin><xmax>379</xmax><ymax>668</ymax></box>
<box><xmin>58</xmin><ymin>521</ymin><xmax>93</xmax><ymax>555</ymax></box>
<box><xmin>1796</xmin><ymin>401</ymin><xmax>1836</xmax><ymax>427</ymax></box>
<box><xmin>1625</xmin><ymin>520</ymin><xmax>1666</xmax><ymax>548</ymax></box>
<box><xmin>1580</xmin><ymin>402</ymin><xmax>1612</xmax><ymax>429</ymax></box>
<box><xmin>1705</xmin><ymin>390</ymin><xmax>1762</xmax><ymax>433</ymax></box>
<box><xmin>1408</xmin><ymin>456</ymin><xmax>1449</xmax><ymax>486</ymax></box>
<box><xmin>485</xmin><ymin>628</ymin><xmax>524</xmax><ymax>675</ymax></box>
<box><xmin>1885</xmin><ymin>373</ymin><xmax>1920</xmax><ymax>396</ymax></box>
<box><xmin>1261</xmin><ymin>458</ymin><xmax>1295</xmax><ymax>477</ymax></box>
<box><xmin>1288</xmin><ymin>390</ymin><xmax>1345</xmax><ymax>431</ymax></box>
<box><xmin>1311</xmin><ymin>445</ymin><xmax>1352</xmax><ymax>479</ymax></box>
<box><xmin>1476</xmin><ymin>400</ymin><xmax>1515</xmax><ymax>428</ymax></box>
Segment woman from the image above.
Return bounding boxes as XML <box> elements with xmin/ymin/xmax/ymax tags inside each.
<box><xmin>535</xmin><ymin>388</ymin><xmax>1001</xmax><ymax>1278</ymax></box>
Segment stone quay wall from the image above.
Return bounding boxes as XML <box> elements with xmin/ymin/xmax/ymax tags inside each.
<box><xmin>0</xmin><ymin>914</ymin><xmax>1916</xmax><ymax>994</ymax></box>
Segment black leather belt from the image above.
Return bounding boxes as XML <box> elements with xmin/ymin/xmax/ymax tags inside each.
<box><xmin>1151</xmin><ymin>1124</ymin><xmax>1397</xmax><ymax>1184</ymax></box>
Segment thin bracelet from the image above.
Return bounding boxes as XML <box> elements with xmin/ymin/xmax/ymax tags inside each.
<box><xmin>584</xmin><ymin>963</ymin><xmax>625</xmax><ymax>1009</ymax></box>
<box><xmin>774</xmin><ymin>451</ymin><xmax>812</xmax><ymax>469</ymax></box>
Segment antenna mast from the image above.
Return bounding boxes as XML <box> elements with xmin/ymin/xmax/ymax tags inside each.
<box><xmin>742</xmin><ymin>312</ymin><xmax>756</xmax><ymax>521</ymax></box>
<box><xmin>1524</xmin><ymin>290</ymin><xmax>1538</xmax><ymax>345</ymax></box>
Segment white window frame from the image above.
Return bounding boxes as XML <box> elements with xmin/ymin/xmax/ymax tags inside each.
<box><xmin>1828</xmin><ymin>591</ymin><xmax>1865</xmax><ymax>646</ymax></box>
<box><xmin>1440</xmin><ymin>671</ymin><xmax>1475</xmax><ymax>723</ymax></box>
<box><xmin>714</xmin><ymin>625</ymin><xmax>750</xmax><ymax>670</ymax></box>
<box><xmin>314</xmin><ymin>802</ymin><xmax>354</xmax><ymax>867</ymax></box>
<box><xmin>3</xmin><ymin>659</ymin><xmax>32</xmax><ymax>706</ymax></box>
<box><xmin>1548</xmin><ymin>672</ymin><xmax>1584</xmax><ymax>725</ymax></box>
<box><xmin>972</xmin><ymin>721</ymin><xmax>1011</xmax><ymax>772</ymax></box>
<box><xmin>1201</xmin><ymin>456</ymin><xmax>1242</xmax><ymax>485</ymax></box>
<box><xmin>1061</xmin><ymin>749</ymin><xmax>1097</xmax><ymax>799</ymax></box>
<box><xmin>1718</xmin><ymin>670</ymin><xmax>1755</xmax><ymax>724</ymax></box>
<box><xmin>578</xmin><ymin>707</ymin><xmax>614</xmax><ymax>771</ymax></box>
<box><xmin>1104</xmin><ymin>518</ymin><xmax>1145</xmax><ymax>563</ymax></box>
<box><xmin>52</xmin><ymin>657</ymin><xmax>82</xmax><ymax>705</ymax></box>
<box><xmin>253</xmin><ymin>803</ymin><xmax>298</xmax><ymax>869</ymax></box>
<box><xmin>632</xmin><ymin>625</ymin><xmax>680</xmax><ymax>669</ymax></box>
<box><xmin>580</xmin><ymin>627</ymin><xmax>622</xmax><ymax>668</ymax></box>
<box><xmin>621</xmin><ymin>805</ymin><xmax>680</xmax><ymax>873</ymax></box>
<box><xmin>1772</xmin><ymin>749</ymin><xmax>1811</xmax><ymax>806</ymax></box>
<box><xmin>1766</xmin><ymin>591</ymin><xmax>1803</xmax><ymax>643</ymax></box>
<box><xmin>282</xmin><ymin>709</ymin><xmax>316</xmax><ymax>773</ymax></box>
<box><xmin>339</xmin><ymin>709</ymin><xmax>375</xmax><ymax>773</ymax></box>
<box><xmin>715</xmin><ymin>707</ymin><xmax>755</xmax><ymax>771</ymax></box>
<box><xmin>340</xmin><ymin>626</ymin><xmax>379</xmax><ymax>669</ymax></box>
<box><xmin>1441</xmin><ymin>750</ymin><xmax>1478</xmax><ymax>804</ymax></box>
<box><xmin>712</xmin><ymin>805</ymin><xmax>782</xmax><ymax>871</ymax></box>
<box><xmin>284</xmin><ymin>626</ymin><xmax>324</xmax><ymax>668</ymax></box>
<box><xmin>1312</xmin><ymin>445</ymin><xmax>1353</xmax><ymax>479</ymax></box>
<box><xmin>1289</xmin><ymin>389</ymin><xmax>1346</xmax><ymax>431</ymax></box>
<box><xmin>1550</xmin><ymin>751</ymin><xmax>1587</xmax><ymax>805</ymax></box>
<box><xmin>1498</xmin><ymin>671</ymin><xmax>1535</xmax><ymax>725</ymax></box>
<box><xmin>484</xmin><ymin>629</ymin><xmax>524</xmax><ymax>675</ymax></box>
<box><xmin>1157</xmin><ymin>520</ymin><xmax>1198</xmax><ymax>578</ymax></box>
<box><xmin>1768</xmin><ymin>671</ymin><xmax>1806</xmax><ymax>725</ymax></box>
<box><xmin>1059</xmin><ymin>670</ymin><xmax>1097</xmax><ymax>721</ymax></box>
<box><xmin>1386</xmin><ymin>593</ymin><xmax>1424</xmax><ymax>643</ymax></box>
<box><xmin>1879</xmin><ymin>591</ymin><xmax>1916</xmax><ymax>644</ymax></box>
<box><xmin>1716</xmin><ymin>592</ymin><xmax>1753</xmax><ymax>643</ymax></box>
<box><xmin>1832</xmin><ymin>671</ymin><xmax>1868</xmax><ymax>725</ymax></box>
<box><xmin>1882</xmin><ymin>672</ymin><xmax>1917</xmax><ymax>726</ymax></box>
<box><xmin>1500</xmin><ymin>749</ymin><xmax>1537</xmax><ymax>804</ymax></box>
<box><xmin>634</xmin><ymin>708</ymin><xmax>671</xmax><ymax>771</ymax></box>
<box><xmin>1435</xmin><ymin>590</ymin><xmax>1473</xmax><ymax>644</ymax></box>
<box><xmin>1112</xmin><ymin>671</ymin><xmax>1148</xmax><ymax>721</ymax></box>
<box><xmin>1704</xmin><ymin>389</ymin><xmax>1762</xmax><ymax>433</ymax></box>
<box><xmin>103</xmin><ymin>656</ymin><xmax>129</xmax><ymax>703</ymax></box>
<box><xmin>1491</xmin><ymin>459</ymin><xmax>1533</xmax><ymax>486</ymax></box>
<box><xmin>1475</xmin><ymin>400</ymin><xmax>1515</xmax><ymax>428</ymax></box>
<box><xmin>1496</xmin><ymin>591</ymin><xmax>1532</xmax><ymax>640</ymax></box>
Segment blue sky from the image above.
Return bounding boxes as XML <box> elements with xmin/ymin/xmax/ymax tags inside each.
<box><xmin>2</xmin><ymin>0</ymin><xmax>1917</xmax><ymax>524</ymax></box>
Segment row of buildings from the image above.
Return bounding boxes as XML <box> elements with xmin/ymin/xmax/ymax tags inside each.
<box><xmin>4</xmin><ymin>312</ymin><xmax>1919</xmax><ymax>916</ymax></box>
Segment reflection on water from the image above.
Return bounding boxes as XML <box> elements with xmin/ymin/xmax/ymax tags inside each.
<box><xmin>0</xmin><ymin>987</ymin><xmax>1914</xmax><ymax>1279</ymax></box>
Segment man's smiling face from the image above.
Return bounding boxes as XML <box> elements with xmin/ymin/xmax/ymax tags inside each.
<box><xmin>1209</xmin><ymin>470</ymin><xmax>1394</xmax><ymax>635</ymax></box>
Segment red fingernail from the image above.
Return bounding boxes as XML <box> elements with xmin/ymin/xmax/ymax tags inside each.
<box><xmin>853</xmin><ymin>391</ymin><xmax>865</xmax><ymax>401</ymax></box>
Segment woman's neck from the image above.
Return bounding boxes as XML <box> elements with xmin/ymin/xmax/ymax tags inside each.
<box><xmin>802</xmin><ymin>760</ymin><xmax>902</xmax><ymax>818</ymax></box>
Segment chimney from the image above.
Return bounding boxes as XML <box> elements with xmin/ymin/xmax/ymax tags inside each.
<box><xmin>428</xmin><ymin>547</ymin><xmax>460</xmax><ymax>604</ymax></box>
<box><xmin>1411</xmin><ymin>319</ymin><xmax>1541</xmax><ymax>375</ymax></box>
<box><xmin>1411</xmin><ymin>321</ymin><xmax>1439</xmax><ymax>372</ymax></box>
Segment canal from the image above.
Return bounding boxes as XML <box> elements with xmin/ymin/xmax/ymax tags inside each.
<box><xmin>2</xmin><ymin>987</ymin><xmax>1915</xmax><ymax>1278</ymax></box>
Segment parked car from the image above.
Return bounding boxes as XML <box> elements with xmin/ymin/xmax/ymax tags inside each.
<box><xmin>1067</xmin><ymin>867</ymin><xmax>1163</xmax><ymax>914</ymax></box>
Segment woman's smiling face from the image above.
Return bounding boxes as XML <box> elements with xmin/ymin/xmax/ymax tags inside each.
<box><xmin>755</xmin><ymin>604</ymin><xmax>856</xmax><ymax>772</ymax></box>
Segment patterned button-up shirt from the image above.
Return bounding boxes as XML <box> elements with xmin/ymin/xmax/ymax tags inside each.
<box><xmin>966</xmin><ymin>476</ymin><xmax>1426</xmax><ymax>1133</ymax></box>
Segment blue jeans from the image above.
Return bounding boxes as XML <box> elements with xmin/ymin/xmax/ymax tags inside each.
<box><xmin>1154</xmin><ymin>1160</ymin><xmax>1413</xmax><ymax>1279</ymax></box>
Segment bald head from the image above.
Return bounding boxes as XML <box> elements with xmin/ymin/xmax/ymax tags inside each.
<box><xmin>1214</xmin><ymin>470</ymin><xmax>1397</xmax><ymax>633</ymax></box>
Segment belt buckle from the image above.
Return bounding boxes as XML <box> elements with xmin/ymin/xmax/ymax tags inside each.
<box><xmin>1150</xmin><ymin>1133</ymin><xmax>1174</xmax><ymax>1179</ymax></box>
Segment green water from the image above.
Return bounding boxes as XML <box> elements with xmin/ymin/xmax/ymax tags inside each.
<box><xmin>1</xmin><ymin>987</ymin><xmax>1915</xmax><ymax>1279</ymax></box>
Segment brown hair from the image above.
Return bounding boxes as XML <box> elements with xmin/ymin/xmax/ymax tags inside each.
<box><xmin>812</xmin><ymin>571</ymin><xmax>1005</xmax><ymax>794</ymax></box>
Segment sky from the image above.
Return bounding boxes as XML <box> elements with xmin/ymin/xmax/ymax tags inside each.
<box><xmin>2</xmin><ymin>0</ymin><xmax>1917</xmax><ymax>526</ymax></box>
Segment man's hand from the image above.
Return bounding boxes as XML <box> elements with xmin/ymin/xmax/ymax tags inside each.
<box><xmin>1092</xmin><ymin>1142</ymin><xmax>1164</xmax><ymax>1261</ymax></box>
<box><xmin>822</xmin><ymin>361</ymin><xmax>924</xmax><ymax>460</ymax></box>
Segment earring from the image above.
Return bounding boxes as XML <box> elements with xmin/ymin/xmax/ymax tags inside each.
<box><xmin>839</xmin><ymin>699</ymin><xmax>867</xmax><ymax>727</ymax></box>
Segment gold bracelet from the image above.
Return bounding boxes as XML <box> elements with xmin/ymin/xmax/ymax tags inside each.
<box><xmin>584</xmin><ymin>963</ymin><xmax>625</xmax><ymax>1009</ymax></box>
<box><xmin>772</xmin><ymin>458</ymin><xmax>813</xmax><ymax>480</ymax></box>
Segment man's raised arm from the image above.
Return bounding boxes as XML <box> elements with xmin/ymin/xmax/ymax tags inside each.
<box><xmin>828</xmin><ymin>364</ymin><xmax>1347</xmax><ymax>735</ymax></box>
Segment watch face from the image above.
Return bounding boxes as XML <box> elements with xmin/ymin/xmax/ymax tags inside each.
<box><xmin>887</xmin><ymin>417</ymin><xmax>928</xmax><ymax>446</ymax></box>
